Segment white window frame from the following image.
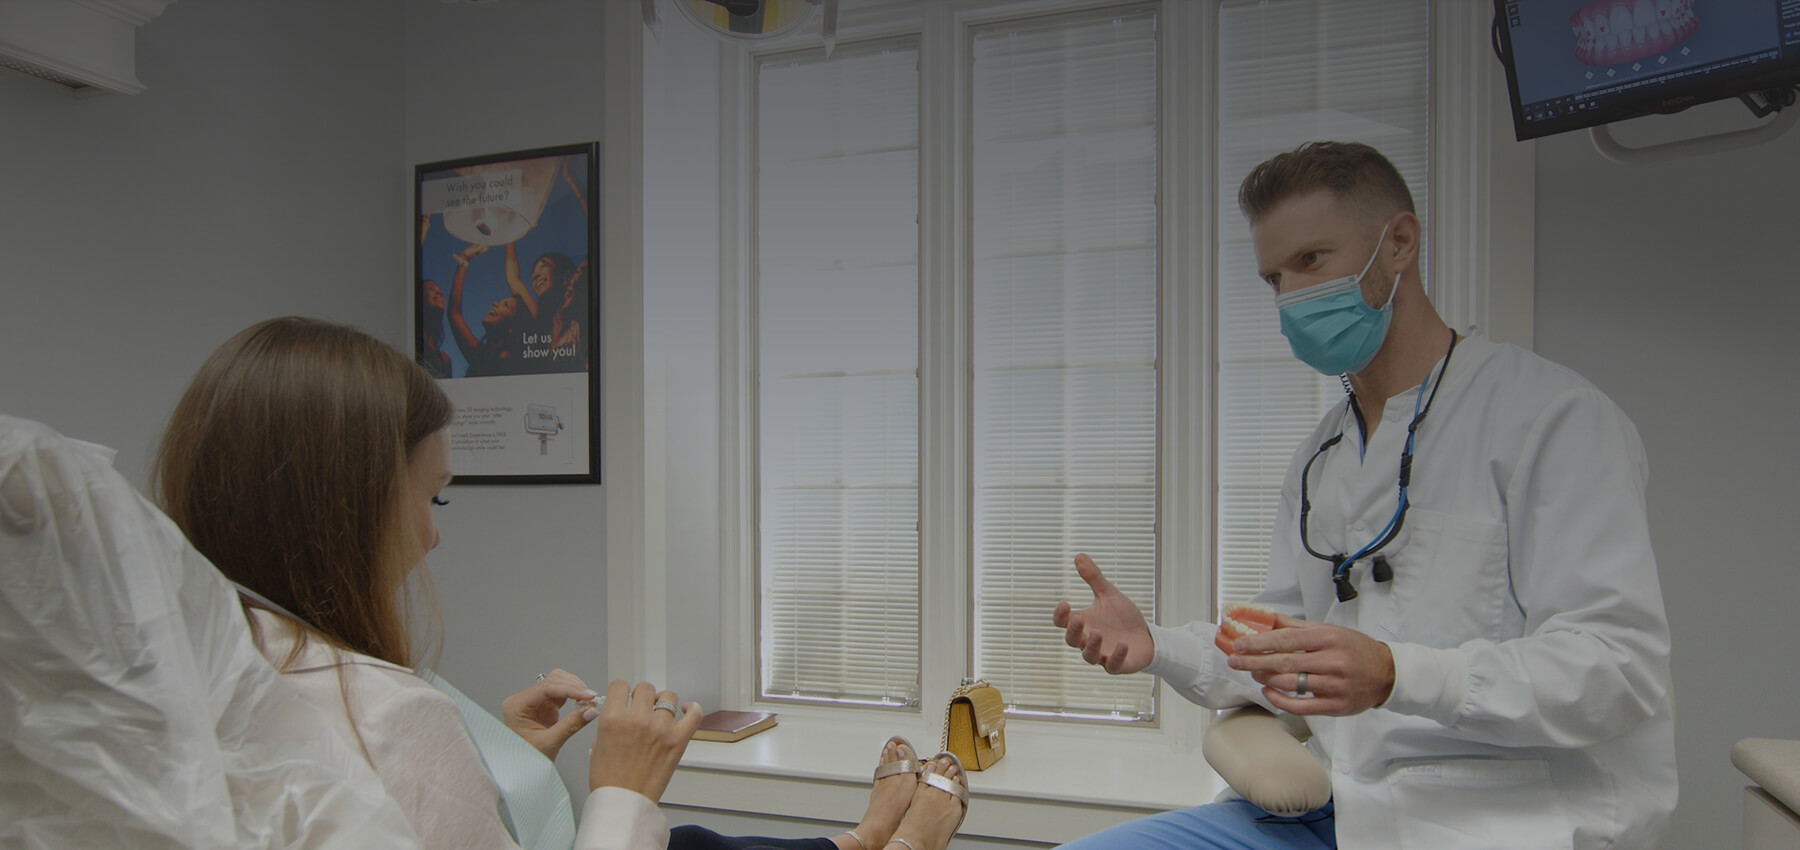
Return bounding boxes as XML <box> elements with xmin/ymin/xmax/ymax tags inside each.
<box><xmin>644</xmin><ymin>0</ymin><xmax>1534</xmax><ymax>839</ymax></box>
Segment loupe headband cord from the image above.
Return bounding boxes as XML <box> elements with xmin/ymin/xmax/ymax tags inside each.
<box><xmin>1296</xmin><ymin>433</ymin><xmax>1343</xmax><ymax>563</ymax></box>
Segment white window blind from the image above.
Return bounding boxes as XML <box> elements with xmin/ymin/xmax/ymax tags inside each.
<box><xmin>1215</xmin><ymin>0</ymin><xmax>1432</xmax><ymax>609</ymax></box>
<box><xmin>756</xmin><ymin>42</ymin><xmax>923</xmax><ymax>706</ymax></box>
<box><xmin>970</xmin><ymin>8</ymin><xmax>1159</xmax><ymax>721</ymax></box>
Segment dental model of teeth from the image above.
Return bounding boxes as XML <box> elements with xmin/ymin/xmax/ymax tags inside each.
<box><xmin>1572</xmin><ymin>0</ymin><xmax>1698</xmax><ymax>68</ymax></box>
<box><xmin>1215</xmin><ymin>602</ymin><xmax>1279</xmax><ymax>656</ymax></box>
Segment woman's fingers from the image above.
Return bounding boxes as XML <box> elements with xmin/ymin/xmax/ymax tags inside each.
<box><xmin>533</xmin><ymin>669</ymin><xmax>598</xmax><ymax>704</ymax></box>
<box><xmin>601</xmin><ymin>678</ymin><xmax>633</xmax><ymax>716</ymax></box>
<box><xmin>675</xmin><ymin>701</ymin><xmax>704</xmax><ymax>735</ymax></box>
<box><xmin>595</xmin><ymin>680</ymin><xmax>701</xmax><ymax>729</ymax></box>
<box><xmin>500</xmin><ymin>669</ymin><xmax>603</xmax><ymax>762</ymax></box>
<box><xmin>534</xmin><ymin>698</ymin><xmax>597</xmax><ymax>756</ymax></box>
<box><xmin>588</xmin><ymin>680</ymin><xmax>704</xmax><ymax>802</ymax></box>
<box><xmin>649</xmin><ymin>690</ymin><xmax>702</xmax><ymax>742</ymax></box>
<box><xmin>542</xmin><ymin>667</ymin><xmax>595</xmax><ymax>694</ymax></box>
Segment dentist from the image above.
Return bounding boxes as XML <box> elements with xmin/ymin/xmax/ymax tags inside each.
<box><xmin>1052</xmin><ymin>141</ymin><xmax>1675</xmax><ymax>849</ymax></box>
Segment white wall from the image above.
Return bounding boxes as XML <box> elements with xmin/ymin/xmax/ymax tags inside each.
<box><xmin>640</xmin><ymin>19</ymin><xmax>727</xmax><ymax>708</ymax></box>
<box><xmin>6</xmin><ymin>1</ymin><xmax>1799</xmax><ymax>845</ymax></box>
<box><xmin>0</xmin><ymin>0</ymin><xmax>405</xmax><ymax>483</ymax></box>
<box><xmin>400</xmin><ymin>0</ymin><xmax>614</xmax><ymax>802</ymax></box>
<box><xmin>1530</xmin><ymin>107</ymin><xmax>1800</xmax><ymax>849</ymax></box>
<box><xmin>398</xmin><ymin>0</ymin><xmax>722</xmax><ymax>805</ymax></box>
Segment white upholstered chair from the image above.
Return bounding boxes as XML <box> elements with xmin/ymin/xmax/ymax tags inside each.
<box><xmin>1202</xmin><ymin>704</ymin><xmax>1332</xmax><ymax>817</ymax></box>
<box><xmin>0</xmin><ymin>415</ymin><xmax>422</xmax><ymax>849</ymax></box>
<box><xmin>1734</xmin><ymin>737</ymin><xmax>1800</xmax><ymax>849</ymax></box>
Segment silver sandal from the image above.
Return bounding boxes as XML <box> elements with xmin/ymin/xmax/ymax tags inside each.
<box><xmin>872</xmin><ymin>735</ymin><xmax>925</xmax><ymax>782</ymax></box>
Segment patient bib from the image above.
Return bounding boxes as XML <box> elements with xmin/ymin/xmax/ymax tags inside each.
<box><xmin>421</xmin><ymin>672</ymin><xmax>578</xmax><ymax>850</ymax></box>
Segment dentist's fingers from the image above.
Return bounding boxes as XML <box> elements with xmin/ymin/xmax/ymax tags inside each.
<box><xmin>1074</xmin><ymin>553</ymin><xmax>1117</xmax><ymax>597</ymax></box>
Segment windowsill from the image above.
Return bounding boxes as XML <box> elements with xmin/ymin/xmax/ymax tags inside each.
<box><xmin>664</xmin><ymin>709</ymin><xmax>1227</xmax><ymax>845</ymax></box>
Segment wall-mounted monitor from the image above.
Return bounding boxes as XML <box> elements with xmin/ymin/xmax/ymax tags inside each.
<box><xmin>1494</xmin><ymin>0</ymin><xmax>1800</xmax><ymax>141</ymax></box>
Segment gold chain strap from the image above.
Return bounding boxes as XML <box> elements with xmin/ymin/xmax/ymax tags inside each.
<box><xmin>939</xmin><ymin>678</ymin><xmax>990</xmax><ymax>752</ymax></box>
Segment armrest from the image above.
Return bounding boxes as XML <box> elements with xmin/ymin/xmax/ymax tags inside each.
<box><xmin>1734</xmin><ymin>738</ymin><xmax>1800</xmax><ymax>815</ymax></box>
<box><xmin>1200</xmin><ymin>705</ymin><xmax>1330</xmax><ymax>817</ymax></box>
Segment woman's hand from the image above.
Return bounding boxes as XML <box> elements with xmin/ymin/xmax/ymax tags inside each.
<box><xmin>501</xmin><ymin>668</ymin><xmax>601</xmax><ymax>761</ymax></box>
<box><xmin>588</xmin><ymin>680</ymin><xmax>703</xmax><ymax>802</ymax></box>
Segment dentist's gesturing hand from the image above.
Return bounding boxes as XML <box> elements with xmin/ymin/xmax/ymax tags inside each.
<box><xmin>1051</xmin><ymin>553</ymin><xmax>1156</xmax><ymax>675</ymax></box>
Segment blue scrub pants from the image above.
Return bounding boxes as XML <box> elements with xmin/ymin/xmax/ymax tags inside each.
<box><xmin>1055</xmin><ymin>799</ymin><xmax>1335</xmax><ymax>850</ymax></box>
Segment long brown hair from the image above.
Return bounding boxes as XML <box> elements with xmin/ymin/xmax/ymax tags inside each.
<box><xmin>154</xmin><ymin>317</ymin><xmax>452</xmax><ymax>668</ymax></box>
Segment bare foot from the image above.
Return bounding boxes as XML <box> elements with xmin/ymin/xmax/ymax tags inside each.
<box><xmin>834</xmin><ymin>737</ymin><xmax>921</xmax><ymax>850</ymax></box>
<box><xmin>883</xmin><ymin>753</ymin><xmax>968</xmax><ymax>850</ymax></box>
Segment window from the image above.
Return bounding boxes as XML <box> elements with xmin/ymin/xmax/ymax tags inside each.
<box><xmin>757</xmin><ymin>42</ymin><xmax>923</xmax><ymax>706</ymax></box>
<box><xmin>1213</xmin><ymin>1</ymin><xmax>1432</xmax><ymax>607</ymax></box>
<box><xmin>754</xmin><ymin>4</ymin><xmax>1164</xmax><ymax>723</ymax></box>
<box><xmin>969</xmin><ymin>10</ymin><xmax>1160</xmax><ymax>720</ymax></box>
<box><xmin>734</xmin><ymin>0</ymin><xmax>1490</xmax><ymax>732</ymax></box>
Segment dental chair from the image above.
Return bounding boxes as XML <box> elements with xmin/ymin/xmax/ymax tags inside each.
<box><xmin>1203</xmin><ymin>703</ymin><xmax>1332</xmax><ymax>817</ymax></box>
<box><xmin>1734</xmin><ymin>737</ymin><xmax>1800</xmax><ymax>848</ymax></box>
<box><xmin>0</xmin><ymin>415</ymin><xmax>423</xmax><ymax>849</ymax></box>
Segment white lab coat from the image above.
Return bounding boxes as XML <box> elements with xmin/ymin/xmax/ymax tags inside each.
<box><xmin>1146</xmin><ymin>336</ymin><xmax>1676</xmax><ymax>849</ymax></box>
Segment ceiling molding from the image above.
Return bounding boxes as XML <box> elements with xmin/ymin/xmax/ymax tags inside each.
<box><xmin>67</xmin><ymin>0</ymin><xmax>175</xmax><ymax>27</ymax></box>
<box><xmin>0</xmin><ymin>0</ymin><xmax>176</xmax><ymax>95</ymax></box>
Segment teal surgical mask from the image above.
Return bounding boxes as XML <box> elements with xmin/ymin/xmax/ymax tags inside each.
<box><xmin>1275</xmin><ymin>225</ymin><xmax>1398</xmax><ymax>376</ymax></box>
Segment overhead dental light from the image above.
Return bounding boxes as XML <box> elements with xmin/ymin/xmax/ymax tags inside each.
<box><xmin>669</xmin><ymin>0</ymin><xmax>839</xmax><ymax>54</ymax></box>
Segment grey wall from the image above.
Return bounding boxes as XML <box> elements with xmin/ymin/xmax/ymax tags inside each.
<box><xmin>0</xmin><ymin>0</ymin><xmax>405</xmax><ymax>482</ymax></box>
<box><xmin>4</xmin><ymin>1</ymin><xmax>1797</xmax><ymax>844</ymax></box>
<box><xmin>1531</xmin><ymin>108</ymin><xmax>1800</xmax><ymax>848</ymax></box>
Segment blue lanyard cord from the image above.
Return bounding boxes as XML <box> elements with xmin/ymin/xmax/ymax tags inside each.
<box><xmin>1298</xmin><ymin>329</ymin><xmax>1460</xmax><ymax>599</ymax></box>
<box><xmin>1338</xmin><ymin>365</ymin><xmax>1432</xmax><ymax>570</ymax></box>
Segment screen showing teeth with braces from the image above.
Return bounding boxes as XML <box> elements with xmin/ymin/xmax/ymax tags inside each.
<box><xmin>1501</xmin><ymin>0</ymin><xmax>1800</xmax><ymax>136</ymax></box>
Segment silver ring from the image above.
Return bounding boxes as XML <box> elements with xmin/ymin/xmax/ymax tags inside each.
<box><xmin>652</xmin><ymin>699</ymin><xmax>679</xmax><ymax>715</ymax></box>
<box><xmin>534</xmin><ymin>672</ymin><xmax>548</xmax><ymax>682</ymax></box>
<box><xmin>1295</xmin><ymin>671</ymin><xmax>1309</xmax><ymax>697</ymax></box>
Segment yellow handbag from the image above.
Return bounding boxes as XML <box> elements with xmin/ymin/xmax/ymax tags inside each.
<box><xmin>940</xmin><ymin>679</ymin><xmax>1006</xmax><ymax>770</ymax></box>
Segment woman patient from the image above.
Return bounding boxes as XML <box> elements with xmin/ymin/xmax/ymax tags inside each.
<box><xmin>152</xmin><ymin>317</ymin><xmax>968</xmax><ymax>850</ymax></box>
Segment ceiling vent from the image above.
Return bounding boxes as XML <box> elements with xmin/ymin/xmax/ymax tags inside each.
<box><xmin>0</xmin><ymin>0</ymin><xmax>176</xmax><ymax>96</ymax></box>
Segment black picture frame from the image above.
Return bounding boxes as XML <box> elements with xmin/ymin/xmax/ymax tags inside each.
<box><xmin>413</xmin><ymin>142</ymin><xmax>601</xmax><ymax>484</ymax></box>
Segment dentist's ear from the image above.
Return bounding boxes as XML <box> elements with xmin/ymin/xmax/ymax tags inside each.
<box><xmin>1386</xmin><ymin>211</ymin><xmax>1422</xmax><ymax>272</ymax></box>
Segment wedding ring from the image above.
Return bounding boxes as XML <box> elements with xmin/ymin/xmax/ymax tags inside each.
<box><xmin>1295</xmin><ymin>671</ymin><xmax>1309</xmax><ymax>697</ymax></box>
<box><xmin>535</xmin><ymin>672</ymin><xmax>548</xmax><ymax>682</ymax></box>
<box><xmin>652</xmin><ymin>699</ymin><xmax>679</xmax><ymax>715</ymax></box>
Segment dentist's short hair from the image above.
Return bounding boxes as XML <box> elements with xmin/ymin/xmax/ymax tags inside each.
<box><xmin>1238</xmin><ymin>141</ymin><xmax>1416</xmax><ymax>227</ymax></box>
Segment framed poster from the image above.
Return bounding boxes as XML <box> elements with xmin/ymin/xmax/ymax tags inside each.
<box><xmin>414</xmin><ymin>142</ymin><xmax>600</xmax><ymax>483</ymax></box>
